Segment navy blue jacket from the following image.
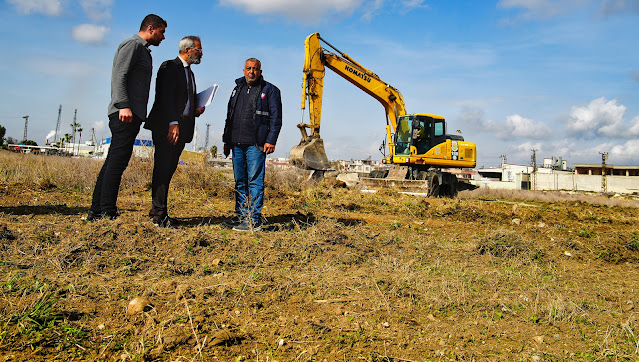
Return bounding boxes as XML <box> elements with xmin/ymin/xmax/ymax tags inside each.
<box><xmin>223</xmin><ymin>76</ymin><xmax>282</xmax><ymax>147</ymax></box>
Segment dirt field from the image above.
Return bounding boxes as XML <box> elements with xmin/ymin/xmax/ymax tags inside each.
<box><xmin>1</xmin><ymin>150</ymin><xmax>639</xmax><ymax>361</ymax></box>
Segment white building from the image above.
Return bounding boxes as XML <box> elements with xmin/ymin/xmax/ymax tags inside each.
<box><xmin>96</xmin><ymin>138</ymin><xmax>154</xmax><ymax>159</ymax></box>
<box><xmin>474</xmin><ymin>159</ymin><xmax>639</xmax><ymax>195</ymax></box>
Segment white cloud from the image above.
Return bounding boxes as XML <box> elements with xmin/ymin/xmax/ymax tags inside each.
<box><xmin>481</xmin><ymin>113</ymin><xmax>551</xmax><ymax>140</ymax></box>
<box><xmin>93</xmin><ymin>121</ymin><xmax>106</xmax><ymax>133</ymax></box>
<box><xmin>219</xmin><ymin>0</ymin><xmax>363</xmax><ymax>21</ymax></box>
<box><xmin>72</xmin><ymin>24</ymin><xmax>109</xmax><ymax>44</ymax></box>
<box><xmin>498</xmin><ymin>0</ymin><xmax>565</xmax><ymax>18</ymax></box>
<box><xmin>459</xmin><ymin>107</ymin><xmax>485</xmax><ymax>125</ymax></box>
<box><xmin>629</xmin><ymin>115</ymin><xmax>639</xmax><ymax>135</ymax></box>
<box><xmin>80</xmin><ymin>0</ymin><xmax>113</xmax><ymax>22</ymax></box>
<box><xmin>609</xmin><ymin>139</ymin><xmax>639</xmax><ymax>162</ymax></box>
<box><xmin>506</xmin><ymin>141</ymin><xmax>544</xmax><ymax>163</ymax></box>
<box><xmin>498</xmin><ymin>0</ymin><xmax>639</xmax><ymax>22</ymax></box>
<box><xmin>566</xmin><ymin>97</ymin><xmax>627</xmax><ymax>137</ymax></box>
<box><xmin>362</xmin><ymin>0</ymin><xmax>428</xmax><ymax>20</ymax></box>
<box><xmin>7</xmin><ymin>0</ymin><xmax>64</xmax><ymax>16</ymax></box>
<box><xmin>600</xmin><ymin>0</ymin><xmax>639</xmax><ymax>16</ymax></box>
<box><xmin>568</xmin><ymin>138</ymin><xmax>639</xmax><ymax>164</ymax></box>
<box><xmin>25</xmin><ymin>58</ymin><xmax>100</xmax><ymax>77</ymax></box>
<box><xmin>401</xmin><ymin>0</ymin><xmax>428</xmax><ymax>11</ymax></box>
<box><xmin>505</xmin><ymin>114</ymin><xmax>553</xmax><ymax>139</ymax></box>
<box><xmin>219</xmin><ymin>0</ymin><xmax>427</xmax><ymax>22</ymax></box>
<box><xmin>361</xmin><ymin>0</ymin><xmax>384</xmax><ymax>21</ymax></box>
<box><xmin>497</xmin><ymin>0</ymin><xmax>594</xmax><ymax>23</ymax></box>
<box><xmin>514</xmin><ymin>141</ymin><xmax>543</xmax><ymax>152</ymax></box>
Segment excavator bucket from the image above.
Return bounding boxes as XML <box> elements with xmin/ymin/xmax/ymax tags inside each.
<box><xmin>289</xmin><ymin>138</ymin><xmax>332</xmax><ymax>171</ymax></box>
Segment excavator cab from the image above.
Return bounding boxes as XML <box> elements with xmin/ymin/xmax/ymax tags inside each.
<box><xmin>394</xmin><ymin>114</ymin><xmax>443</xmax><ymax>157</ymax></box>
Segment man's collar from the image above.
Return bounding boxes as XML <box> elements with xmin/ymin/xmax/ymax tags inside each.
<box><xmin>134</xmin><ymin>34</ymin><xmax>151</xmax><ymax>52</ymax></box>
<box><xmin>178</xmin><ymin>55</ymin><xmax>189</xmax><ymax>67</ymax></box>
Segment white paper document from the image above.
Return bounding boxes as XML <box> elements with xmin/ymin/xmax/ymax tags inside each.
<box><xmin>197</xmin><ymin>84</ymin><xmax>219</xmax><ymax>108</ymax></box>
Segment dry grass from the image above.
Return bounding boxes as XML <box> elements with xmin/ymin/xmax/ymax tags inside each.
<box><xmin>1</xmin><ymin>149</ymin><xmax>639</xmax><ymax>360</ymax></box>
<box><xmin>461</xmin><ymin>186</ymin><xmax>639</xmax><ymax>208</ymax></box>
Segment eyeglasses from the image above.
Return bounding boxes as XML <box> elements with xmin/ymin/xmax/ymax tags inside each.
<box><xmin>190</xmin><ymin>48</ymin><xmax>202</xmax><ymax>53</ymax></box>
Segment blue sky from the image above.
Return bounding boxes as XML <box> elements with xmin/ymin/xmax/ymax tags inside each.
<box><xmin>1</xmin><ymin>0</ymin><xmax>638</xmax><ymax>167</ymax></box>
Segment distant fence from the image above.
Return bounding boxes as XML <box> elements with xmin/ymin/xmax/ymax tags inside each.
<box><xmin>532</xmin><ymin>173</ymin><xmax>639</xmax><ymax>194</ymax></box>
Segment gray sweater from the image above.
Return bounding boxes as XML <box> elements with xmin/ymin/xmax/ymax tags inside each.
<box><xmin>107</xmin><ymin>34</ymin><xmax>153</xmax><ymax>120</ymax></box>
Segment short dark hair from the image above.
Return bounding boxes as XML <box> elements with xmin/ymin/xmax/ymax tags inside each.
<box><xmin>140</xmin><ymin>14</ymin><xmax>167</xmax><ymax>31</ymax></box>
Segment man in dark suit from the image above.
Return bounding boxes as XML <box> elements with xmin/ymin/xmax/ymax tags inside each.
<box><xmin>144</xmin><ymin>35</ymin><xmax>205</xmax><ymax>227</ymax></box>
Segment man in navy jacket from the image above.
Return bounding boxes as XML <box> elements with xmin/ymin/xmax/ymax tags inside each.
<box><xmin>223</xmin><ymin>58</ymin><xmax>282</xmax><ymax>231</ymax></box>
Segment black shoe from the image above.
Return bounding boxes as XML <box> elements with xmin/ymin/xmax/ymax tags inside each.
<box><xmin>224</xmin><ymin>215</ymin><xmax>243</xmax><ymax>227</ymax></box>
<box><xmin>86</xmin><ymin>210</ymin><xmax>102</xmax><ymax>222</ymax></box>
<box><xmin>103</xmin><ymin>212</ymin><xmax>120</xmax><ymax>220</ymax></box>
<box><xmin>86</xmin><ymin>210</ymin><xmax>119</xmax><ymax>221</ymax></box>
<box><xmin>232</xmin><ymin>219</ymin><xmax>262</xmax><ymax>232</ymax></box>
<box><xmin>153</xmin><ymin>214</ymin><xmax>177</xmax><ymax>228</ymax></box>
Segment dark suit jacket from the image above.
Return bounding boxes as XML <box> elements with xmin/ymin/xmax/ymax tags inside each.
<box><xmin>145</xmin><ymin>57</ymin><xmax>197</xmax><ymax>143</ymax></box>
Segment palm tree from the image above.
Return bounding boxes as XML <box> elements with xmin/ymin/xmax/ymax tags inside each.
<box><xmin>70</xmin><ymin>121</ymin><xmax>80</xmax><ymax>155</ymax></box>
<box><xmin>64</xmin><ymin>133</ymin><xmax>72</xmax><ymax>153</ymax></box>
<box><xmin>77</xmin><ymin>127</ymin><xmax>83</xmax><ymax>155</ymax></box>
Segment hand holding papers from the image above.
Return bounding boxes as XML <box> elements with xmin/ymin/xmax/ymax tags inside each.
<box><xmin>197</xmin><ymin>84</ymin><xmax>218</xmax><ymax>108</ymax></box>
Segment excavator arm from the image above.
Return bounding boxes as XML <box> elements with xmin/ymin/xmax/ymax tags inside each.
<box><xmin>290</xmin><ymin>32</ymin><xmax>408</xmax><ymax>170</ymax></box>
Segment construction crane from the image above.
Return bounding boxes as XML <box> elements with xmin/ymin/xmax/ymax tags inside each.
<box><xmin>54</xmin><ymin>105</ymin><xmax>62</xmax><ymax>144</ymax></box>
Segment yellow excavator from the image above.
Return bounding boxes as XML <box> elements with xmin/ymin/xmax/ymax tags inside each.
<box><xmin>290</xmin><ymin>32</ymin><xmax>477</xmax><ymax>196</ymax></box>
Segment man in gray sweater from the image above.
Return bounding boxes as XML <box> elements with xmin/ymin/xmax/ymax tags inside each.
<box><xmin>87</xmin><ymin>14</ymin><xmax>167</xmax><ymax>221</ymax></box>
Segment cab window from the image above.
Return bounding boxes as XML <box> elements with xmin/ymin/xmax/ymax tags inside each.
<box><xmin>434</xmin><ymin>120</ymin><xmax>444</xmax><ymax>137</ymax></box>
<box><xmin>395</xmin><ymin>116</ymin><xmax>411</xmax><ymax>155</ymax></box>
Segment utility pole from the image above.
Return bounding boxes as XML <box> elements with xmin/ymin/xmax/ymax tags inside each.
<box><xmin>499</xmin><ymin>154</ymin><xmax>507</xmax><ymax>168</ymax></box>
<box><xmin>54</xmin><ymin>105</ymin><xmax>62</xmax><ymax>145</ymax></box>
<box><xmin>22</xmin><ymin>115</ymin><xmax>29</xmax><ymax>141</ymax></box>
<box><xmin>90</xmin><ymin>128</ymin><xmax>96</xmax><ymax>155</ymax></box>
<box><xmin>600</xmin><ymin>152</ymin><xmax>608</xmax><ymax>193</ymax></box>
<box><xmin>71</xmin><ymin>109</ymin><xmax>78</xmax><ymax>155</ymax></box>
<box><xmin>531</xmin><ymin>149</ymin><xmax>538</xmax><ymax>190</ymax></box>
<box><xmin>204</xmin><ymin>123</ymin><xmax>210</xmax><ymax>154</ymax></box>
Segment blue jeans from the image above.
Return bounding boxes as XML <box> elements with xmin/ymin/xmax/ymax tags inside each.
<box><xmin>231</xmin><ymin>145</ymin><xmax>266</xmax><ymax>223</ymax></box>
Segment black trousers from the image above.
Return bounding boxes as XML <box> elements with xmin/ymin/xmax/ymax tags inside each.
<box><xmin>90</xmin><ymin>113</ymin><xmax>142</xmax><ymax>215</ymax></box>
<box><xmin>150</xmin><ymin>131</ymin><xmax>185</xmax><ymax>218</ymax></box>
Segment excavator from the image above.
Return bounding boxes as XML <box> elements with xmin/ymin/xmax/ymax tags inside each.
<box><xmin>290</xmin><ymin>32</ymin><xmax>477</xmax><ymax>197</ymax></box>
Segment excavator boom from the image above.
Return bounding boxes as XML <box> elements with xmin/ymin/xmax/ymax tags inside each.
<box><xmin>290</xmin><ymin>32</ymin><xmax>477</xmax><ymax>180</ymax></box>
<box><xmin>290</xmin><ymin>32</ymin><xmax>407</xmax><ymax>170</ymax></box>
